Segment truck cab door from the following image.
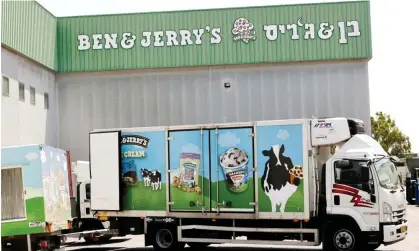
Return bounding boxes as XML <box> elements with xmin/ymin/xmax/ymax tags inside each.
<box><xmin>328</xmin><ymin>159</ymin><xmax>380</xmax><ymax>228</ymax></box>
<box><xmin>79</xmin><ymin>181</ymin><xmax>94</xmax><ymax>219</ymax></box>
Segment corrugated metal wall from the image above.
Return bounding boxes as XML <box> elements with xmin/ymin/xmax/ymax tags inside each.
<box><xmin>1</xmin><ymin>1</ymin><xmax>57</xmax><ymax>70</ymax></box>
<box><xmin>57</xmin><ymin>61</ymin><xmax>371</xmax><ymax>161</ymax></box>
<box><xmin>56</xmin><ymin>1</ymin><xmax>372</xmax><ymax>72</ymax></box>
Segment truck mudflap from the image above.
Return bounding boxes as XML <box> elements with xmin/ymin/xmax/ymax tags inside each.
<box><xmin>59</xmin><ymin>229</ymin><xmax>119</xmax><ymax>242</ymax></box>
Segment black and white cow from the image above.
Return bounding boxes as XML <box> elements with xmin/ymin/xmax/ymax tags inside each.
<box><xmin>150</xmin><ymin>171</ymin><xmax>162</xmax><ymax>191</ymax></box>
<box><xmin>141</xmin><ymin>168</ymin><xmax>162</xmax><ymax>190</ymax></box>
<box><xmin>261</xmin><ymin>144</ymin><xmax>301</xmax><ymax>213</ymax></box>
<box><xmin>141</xmin><ymin>168</ymin><xmax>151</xmax><ymax>187</ymax></box>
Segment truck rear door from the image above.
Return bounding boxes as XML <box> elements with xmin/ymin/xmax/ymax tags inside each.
<box><xmin>89</xmin><ymin>131</ymin><xmax>122</xmax><ymax>211</ymax></box>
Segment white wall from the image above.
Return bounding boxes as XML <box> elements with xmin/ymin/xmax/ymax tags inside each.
<box><xmin>1</xmin><ymin>47</ymin><xmax>58</xmax><ymax>147</ymax></box>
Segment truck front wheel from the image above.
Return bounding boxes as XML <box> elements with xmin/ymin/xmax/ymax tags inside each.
<box><xmin>323</xmin><ymin>224</ymin><xmax>359</xmax><ymax>251</ymax></box>
<box><xmin>152</xmin><ymin>227</ymin><xmax>184</xmax><ymax>250</ymax></box>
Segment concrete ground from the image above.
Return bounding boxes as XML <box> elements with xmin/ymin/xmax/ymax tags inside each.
<box><xmin>63</xmin><ymin>205</ymin><xmax>419</xmax><ymax>251</ymax></box>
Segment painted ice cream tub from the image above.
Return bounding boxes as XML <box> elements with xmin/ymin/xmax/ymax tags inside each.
<box><xmin>179</xmin><ymin>152</ymin><xmax>200</xmax><ymax>192</ymax></box>
<box><xmin>220</xmin><ymin>148</ymin><xmax>249</xmax><ymax>193</ymax></box>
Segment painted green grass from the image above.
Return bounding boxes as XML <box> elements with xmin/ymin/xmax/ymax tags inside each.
<box><xmin>257</xmin><ymin>179</ymin><xmax>305</xmax><ymax>213</ymax></box>
<box><xmin>123</xmin><ymin>181</ymin><xmax>166</xmax><ymax>210</ymax></box>
<box><xmin>122</xmin><ymin>177</ymin><xmax>305</xmax><ymax>213</ymax></box>
<box><xmin>170</xmin><ymin>177</ymin><xmax>211</xmax><ymax>211</ymax></box>
<box><xmin>1</xmin><ymin>197</ymin><xmax>45</xmax><ymax>237</ymax></box>
<box><xmin>210</xmin><ymin>178</ymin><xmax>255</xmax><ymax>210</ymax></box>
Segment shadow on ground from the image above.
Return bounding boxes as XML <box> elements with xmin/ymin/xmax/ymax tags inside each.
<box><xmin>96</xmin><ymin>247</ymin><xmax>404</xmax><ymax>251</ymax></box>
<box><xmin>63</xmin><ymin>238</ymin><xmax>131</xmax><ymax>247</ymax></box>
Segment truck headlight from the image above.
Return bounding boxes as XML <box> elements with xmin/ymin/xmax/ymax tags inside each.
<box><xmin>383</xmin><ymin>202</ymin><xmax>392</xmax><ymax>222</ymax></box>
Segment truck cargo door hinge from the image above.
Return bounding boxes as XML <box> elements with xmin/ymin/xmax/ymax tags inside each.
<box><xmin>308</xmin><ymin>150</ymin><xmax>313</xmax><ymax>156</ymax></box>
<box><xmin>167</xmin><ymin>136</ymin><xmax>174</xmax><ymax>141</ymax></box>
<box><xmin>249</xmin><ymin>202</ymin><xmax>257</xmax><ymax>206</ymax></box>
<box><xmin>248</xmin><ymin>133</ymin><xmax>255</xmax><ymax>137</ymax></box>
<box><xmin>168</xmin><ymin>202</ymin><xmax>175</xmax><ymax>206</ymax></box>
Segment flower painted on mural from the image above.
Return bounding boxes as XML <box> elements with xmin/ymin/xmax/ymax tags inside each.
<box><xmin>40</xmin><ymin>150</ymin><xmax>47</xmax><ymax>163</ymax></box>
<box><xmin>232</xmin><ymin>17</ymin><xmax>256</xmax><ymax>43</ymax></box>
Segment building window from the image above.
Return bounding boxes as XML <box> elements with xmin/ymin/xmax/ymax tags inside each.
<box><xmin>2</xmin><ymin>76</ymin><xmax>9</xmax><ymax>96</ymax></box>
<box><xmin>19</xmin><ymin>83</ymin><xmax>25</xmax><ymax>101</ymax></box>
<box><xmin>30</xmin><ymin>87</ymin><xmax>36</xmax><ymax>105</ymax></box>
<box><xmin>44</xmin><ymin>93</ymin><xmax>49</xmax><ymax>110</ymax></box>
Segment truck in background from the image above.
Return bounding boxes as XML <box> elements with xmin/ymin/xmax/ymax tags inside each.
<box><xmin>1</xmin><ymin>146</ymin><xmax>118</xmax><ymax>251</ymax></box>
<box><xmin>64</xmin><ymin>160</ymin><xmax>117</xmax><ymax>244</ymax></box>
<box><xmin>1</xmin><ymin>145</ymin><xmax>72</xmax><ymax>251</ymax></box>
<box><xmin>89</xmin><ymin>117</ymin><xmax>408</xmax><ymax>251</ymax></box>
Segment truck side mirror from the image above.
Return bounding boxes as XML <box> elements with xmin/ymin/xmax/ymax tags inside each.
<box><xmin>360</xmin><ymin>166</ymin><xmax>370</xmax><ymax>184</ymax></box>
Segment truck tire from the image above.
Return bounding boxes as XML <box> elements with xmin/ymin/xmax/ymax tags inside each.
<box><xmin>323</xmin><ymin>223</ymin><xmax>359</xmax><ymax>251</ymax></box>
<box><xmin>152</xmin><ymin>227</ymin><xmax>184</xmax><ymax>250</ymax></box>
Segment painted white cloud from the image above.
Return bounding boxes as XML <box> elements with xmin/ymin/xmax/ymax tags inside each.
<box><xmin>276</xmin><ymin>129</ymin><xmax>290</xmax><ymax>140</ymax></box>
<box><xmin>219</xmin><ymin>132</ymin><xmax>240</xmax><ymax>148</ymax></box>
<box><xmin>181</xmin><ymin>143</ymin><xmax>201</xmax><ymax>154</ymax></box>
<box><xmin>56</xmin><ymin>154</ymin><xmax>61</xmax><ymax>162</ymax></box>
<box><xmin>50</xmin><ymin>151</ymin><xmax>53</xmax><ymax>158</ymax></box>
<box><xmin>40</xmin><ymin>150</ymin><xmax>47</xmax><ymax>164</ymax></box>
<box><xmin>25</xmin><ymin>152</ymin><xmax>39</xmax><ymax>161</ymax></box>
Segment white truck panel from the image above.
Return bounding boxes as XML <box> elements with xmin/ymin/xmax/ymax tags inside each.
<box><xmin>89</xmin><ymin>131</ymin><xmax>121</xmax><ymax>211</ymax></box>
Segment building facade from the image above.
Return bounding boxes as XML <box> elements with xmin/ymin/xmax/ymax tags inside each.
<box><xmin>1</xmin><ymin>1</ymin><xmax>373</xmax><ymax>161</ymax></box>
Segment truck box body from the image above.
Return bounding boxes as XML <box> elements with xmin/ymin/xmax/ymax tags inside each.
<box><xmin>90</xmin><ymin>119</ymin><xmax>312</xmax><ymax>219</ymax></box>
<box><xmin>90</xmin><ymin>118</ymin><xmax>409</xmax><ymax>250</ymax></box>
<box><xmin>1</xmin><ymin>145</ymin><xmax>72</xmax><ymax>237</ymax></box>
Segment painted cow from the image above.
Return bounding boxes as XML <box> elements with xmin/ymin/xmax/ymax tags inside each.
<box><xmin>261</xmin><ymin>144</ymin><xmax>302</xmax><ymax>213</ymax></box>
<box><xmin>141</xmin><ymin>168</ymin><xmax>162</xmax><ymax>190</ymax></box>
<box><xmin>141</xmin><ymin>168</ymin><xmax>151</xmax><ymax>187</ymax></box>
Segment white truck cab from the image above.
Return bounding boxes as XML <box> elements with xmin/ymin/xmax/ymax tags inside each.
<box><xmin>313</xmin><ymin>118</ymin><xmax>408</xmax><ymax>250</ymax></box>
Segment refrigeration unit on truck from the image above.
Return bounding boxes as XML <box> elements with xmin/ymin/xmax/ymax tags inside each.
<box><xmin>1</xmin><ymin>145</ymin><xmax>73</xmax><ymax>251</ymax></box>
<box><xmin>89</xmin><ymin>117</ymin><xmax>408</xmax><ymax>251</ymax></box>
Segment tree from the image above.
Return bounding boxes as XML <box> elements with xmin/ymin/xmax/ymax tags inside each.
<box><xmin>370</xmin><ymin>111</ymin><xmax>412</xmax><ymax>158</ymax></box>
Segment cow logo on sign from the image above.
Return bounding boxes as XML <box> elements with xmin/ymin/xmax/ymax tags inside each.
<box><xmin>232</xmin><ymin>17</ymin><xmax>256</xmax><ymax>43</ymax></box>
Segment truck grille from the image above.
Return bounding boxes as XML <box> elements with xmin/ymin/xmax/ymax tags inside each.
<box><xmin>392</xmin><ymin>209</ymin><xmax>406</xmax><ymax>224</ymax></box>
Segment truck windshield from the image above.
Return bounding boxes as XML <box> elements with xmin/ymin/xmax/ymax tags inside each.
<box><xmin>373</xmin><ymin>158</ymin><xmax>399</xmax><ymax>189</ymax></box>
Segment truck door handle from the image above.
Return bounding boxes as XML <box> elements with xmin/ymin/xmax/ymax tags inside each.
<box><xmin>334</xmin><ymin>195</ymin><xmax>340</xmax><ymax>205</ymax></box>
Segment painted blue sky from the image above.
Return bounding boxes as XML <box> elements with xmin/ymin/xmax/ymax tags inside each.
<box><xmin>256</xmin><ymin>124</ymin><xmax>304</xmax><ymax>178</ymax></box>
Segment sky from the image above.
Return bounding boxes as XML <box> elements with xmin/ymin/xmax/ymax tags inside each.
<box><xmin>36</xmin><ymin>0</ymin><xmax>419</xmax><ymax>152</ymax></box>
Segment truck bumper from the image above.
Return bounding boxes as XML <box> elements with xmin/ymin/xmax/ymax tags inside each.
<box><xmin>382</xmin><ymin>221</ymin><xmax>408</xmax><ymax>245</ymax></box>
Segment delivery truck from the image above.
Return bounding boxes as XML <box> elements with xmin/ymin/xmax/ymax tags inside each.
<box><xmin>1</xmin><ymin>145</ymin><xmax>73</xmax><ymax>251</ymax></box>
<box><xmin>1</xmin><ymin>145</ymin><xmax>118</xmax><ymax>251</ymax></box>
<box><xmin>89</xmin><ymin>117</ymin><xmax>408</xmax><ymax>251</ymax></box>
